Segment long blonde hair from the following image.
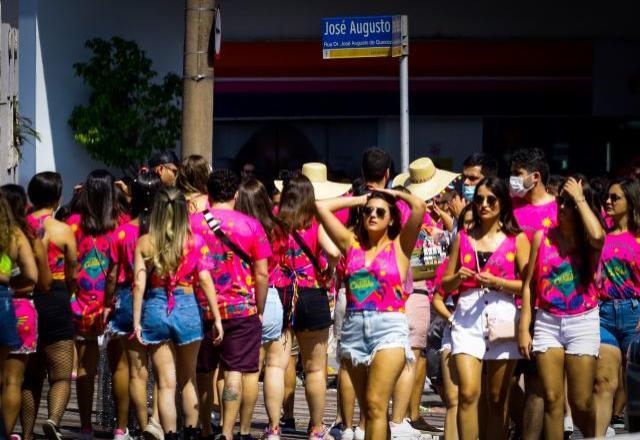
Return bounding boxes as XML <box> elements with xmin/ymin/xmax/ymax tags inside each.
<box><xmin>148</xmin><ymin>187</ymin><xmax>190</xmax><ymax>276</ymax></box>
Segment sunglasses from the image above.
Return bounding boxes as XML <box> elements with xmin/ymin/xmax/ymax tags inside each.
<box><xmin>608</xmin><ymin>193</ymin><xmax>623</xmax><ymax>203</ymax></box>
<box><xmin>363</xmin><ymin>206</ymin><xmax>388</xmax><ymax>218</ymax></box>
<box><xmin>473</xmin><ymin>195</ymin><xmax>498</xmax><ymax>207</ymax></box>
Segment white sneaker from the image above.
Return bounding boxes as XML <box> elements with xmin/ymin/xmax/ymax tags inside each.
<box><xmin>43</xmin><ymin>420</ymin><xmax>63</xmax><ymax>440</ymax></box>
<box><xmin>341</xmin><ymin>428</ymin><xmax>354</xmax><ymax>440</ymax></box>
<box><xmin>563</xmin><ymin>415</ymin><xmax>574</xmax><ymax>434</ymax></box>
<box><xmin>114</xmin><ymin>428</ymin><xmax>133</xmax><ymax>440</ymax></box>
<box><xmin>390</xmin><ymin>420</ymin><xmax>432</xmax><ymax>439</ymax></box>
<box><xmin>143</xmin><ymin>417</ymin><xmax>164</xmax><ymax>440</ymax></box>
<box><xmin>606</xmin><ymin>426</ymin><xmax>616</xmax><ymax>437</ymax></box>
<box><xmin>353</xmin><ymin>426</ymin><xmax>365</xmax><ymax>440</ymax></box>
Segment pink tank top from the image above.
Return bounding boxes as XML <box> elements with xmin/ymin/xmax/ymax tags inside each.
<box><xmin>535</xmin><ymin>230</ymin><xmax>597</xmax><ymax>316</ymax></box>
<box><xmin>344</xmin><ymin>240</ymin><xmax>407</xmax><ymax>312</ymax></box>
<box><xmin>592</xmin><ymin>231</ymin><xmax>640</xmax><ymax>300</ymax></box>
<box><xmin>457</xmin><ymin>230</ymin><xmax>518</xmax><ymax>294</ymax></box>
<box><xmin>27</xmin><ymin>212</ymin><xmax>66</xmax><ymax>281</ymax></box>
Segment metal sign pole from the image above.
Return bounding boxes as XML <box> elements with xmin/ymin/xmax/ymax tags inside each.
<box><xmin>400</xmin><ymin>53</ymin><xmax>409</xmax><ymax>172</ymax></box>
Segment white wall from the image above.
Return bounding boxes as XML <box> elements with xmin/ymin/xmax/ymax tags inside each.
<box><xmin>19</xmin><ymin>0</ymin><xmax>185</xmax><ymax>199</ymax></box>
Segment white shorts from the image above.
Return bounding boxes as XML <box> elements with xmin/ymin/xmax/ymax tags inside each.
<box><xmin>451</xmin><ymin>289</ymin><xmax>521</xmax><ymax>361</ymax></box>
<box><xmin>532</xmin><ymin>307</ymin><xmax>600</xmax><ymax>357</ymax></box>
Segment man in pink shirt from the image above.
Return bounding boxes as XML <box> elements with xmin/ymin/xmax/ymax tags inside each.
<box><xmin>510</xmin><ymin>148</ymin><xmax>558</xmax><ymax>241</ymax></box>
<box><xmin>203</xmin><ymin>169</ymin><xmax>271</xmax><ymax>440</ymax></box>
<box><xmin>509</xmin><ymin>147</ymin><xmax>557</xmax><ymax>440</ymax></box>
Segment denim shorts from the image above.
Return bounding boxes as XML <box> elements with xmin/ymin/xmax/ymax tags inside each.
<box><xmin>107</xmin><ymin>286</ymin><xmax>134</xmax><ymax>337</ymax></box>
<box><xmin>262</xmin><ymin>288</ymin><xmax>283</xmax><ymax>344</ymax></box>
<box><xmin>141</xmin><ymin>287</ymin><xmax>203</xmax><ymax>345</ymax></box>
<box><xmin>0</xmin><ymin>286</ymin><xmax>21</xmax><ymax>350</ymax></box>
<box><xmin>600</xmin><ymin>298</ymin><xmax>640</xmax><ymax>355</ymax></box>
<box><xmin>533</xmin><ymin>307</ymin><xmax>600</xmax><ymax>357</ymax></box>
<box><xmin>339</xmin><ymin>310</ymin><xmax>414</xmax><ymax>366</ymax></box>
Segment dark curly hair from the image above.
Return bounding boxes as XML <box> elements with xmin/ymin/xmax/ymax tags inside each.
<box><xmin>510</xmin><ymin>148</ymin><xmax>550</xmax><ymax>185</ymax></box>
<box><xmin>208</xmin><ymin>169</ymin><xmax>240</xmax><ymax>203</ymax></box>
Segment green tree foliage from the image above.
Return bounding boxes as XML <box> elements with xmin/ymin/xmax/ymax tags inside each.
<box><xmin>69</xmin><ymin>37</ymin><xmax>181</xmax><ymax>176</ymax></box>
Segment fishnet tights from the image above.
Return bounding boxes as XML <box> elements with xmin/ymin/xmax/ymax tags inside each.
<box><xmin>21</xmin><ymin>339</ymin><xmax>73</xmax><ymax>440</ymax></box>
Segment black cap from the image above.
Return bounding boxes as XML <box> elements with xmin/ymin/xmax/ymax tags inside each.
<box><xmin>148</xmin><ymin>150</ymin><xmax>179</xmax><ymax>168</ymax></box>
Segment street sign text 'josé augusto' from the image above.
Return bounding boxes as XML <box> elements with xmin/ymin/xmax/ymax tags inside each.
<box><xmin>322</xmin><ymin>15</ymin><xmax>408</xmax><ymax>59</ymax></box>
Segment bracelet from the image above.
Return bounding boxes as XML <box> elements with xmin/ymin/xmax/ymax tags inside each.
<box><xmin>447</xmin><ymin>315</ymin><xmax>454</xmax><ymax>324</ymax></box>
<box><xmin>575</xmin><ymin>198</ymin><xmax>586</xmax><ymax>204</ymax></box>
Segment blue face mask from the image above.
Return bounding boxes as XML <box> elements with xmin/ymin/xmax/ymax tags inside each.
<box><xmin>462</xmin><ymin>184</ymin><xmax>476</xmax><ymax>202</ymax></box>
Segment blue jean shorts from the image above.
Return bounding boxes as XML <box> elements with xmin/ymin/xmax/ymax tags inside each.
<box><xmin>0</xmin><ymin>286</ymin><xmax>21</xmax><ymax>350</ymax></box>
<box><xmin>339</xmin><ymin>310</ymin><xmax>414</xmax><ymax>366</ymax></box>
<box><xmin>600</xmin><ymin>298</ymin><xmax>640</xmax><ymax>355</ymax></box>
<box><xmin>262</xmin><ymin>288</ymin><xmax>283</xmax><ymax>344</ymax></box>
<box><xmin>141</xmin><ymin>287</ymin><xmax>203</xmax><ymax>345</ymax></box>
<box><xmin>107</xmin><ymin>286</ymin><xmax>134</xmax><ymax>336</ymax></box>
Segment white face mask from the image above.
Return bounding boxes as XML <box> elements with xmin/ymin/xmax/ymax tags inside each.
<box><xmin>509</xmin><ymin>175</ymin><xmax>534</xmax><ymax>198</ymax></box>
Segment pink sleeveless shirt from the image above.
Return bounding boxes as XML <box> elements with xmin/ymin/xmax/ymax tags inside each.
<box><xmin>344</xmin><ymin>240</ymin><xmax>407</xmax><ymax>312</ymax></box>
<box><xmin>592</xmin><ymin>231</ymin><xmax>640</xmax><ymax>300</ymax></box>
<box><xmin>457</xmin><ymin>230</ymin><xmax>519</xmax><ymax>294</ymax></box>
<box><xmin>535</xmin><ymin>230</ymin><xmax>597</xmax><ymax>316</ymax></box>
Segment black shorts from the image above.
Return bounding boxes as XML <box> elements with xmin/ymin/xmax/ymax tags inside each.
<box><xmin>279</xmin><ymin>287</ymin><xmax>332</xmax><ymax>332</ymax></box>
<box><xmin>33</xmin><ymin>280</ymin><xmax>74</xmax><ymax>345</ymax></box>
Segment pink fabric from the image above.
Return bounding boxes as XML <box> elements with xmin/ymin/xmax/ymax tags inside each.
<box><xmin>513</xmin><ymin>198</ymin><xmax>558</xmax><ymax>241</ymax></box>
<box><xmin>67</xmin><ymin>213</ymin><xmax>115</xmax><ymax>334</ymax></box>
<box><xmin>534</xmin><ymin>229</ymin><xmax>597</xmax><ymax>316</ymax></box>
<box><xmin>199</xmin><ymin>208</ymin><xmax>272</xmax><ymax>320</ymax></box>
<box><xmin>344</xmin><ymin>240</ymin><xmax>407</xmax><ymax>312</ymax></box>
<box><xmin>12</xmin><ymin>298</ymin><xmax>37</xmax><ymax>354</ymax></box>
<box><xmin>593</xmin><ymin>231</ymin><xmax>640</xmax><ymax>300</ymax></box>
<box><xmin>457</xmin><ymin>230</ymin><xmax>519</xmax><ymax>294</ymax></box>
<box><xmin>189</xmin><ymin>210</ymin><xmax>215</xmax><ymax>320</ymax></box>
<box><xmin>27</xmin><ymin>212</ymin><xmax>66</xmax><ymax>280</ymax></box>
<box><xmin>272</xmin><ymin>221</ymin><xmax>329</xmax><ymax>290</ymax></box>
<box><xmin>433</xmin><ymin>257</ymin><xmax>450</xmax><ymax>296</ymax></box>
<box><xmin>109</xmin><ymin>222</ymin><xmax>139</xmax><ymax>287</ymax></box>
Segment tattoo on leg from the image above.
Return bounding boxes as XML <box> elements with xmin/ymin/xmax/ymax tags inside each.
<box><xmin>223</xmin><ymin>387</ymin><xmax>239</xmax><ymax>402</ymax></box>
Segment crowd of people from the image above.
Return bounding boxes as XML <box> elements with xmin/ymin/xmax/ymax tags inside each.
<box><xmin>0</xmin><ymin>146</ymin><xmax>638</xmax><ymax>440</ymax></box>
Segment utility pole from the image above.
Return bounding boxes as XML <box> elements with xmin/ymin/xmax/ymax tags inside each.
<box><xmin>181</xmin><ymin>0</ymin><xmax>215</xmax><ymax>162</ymax></box>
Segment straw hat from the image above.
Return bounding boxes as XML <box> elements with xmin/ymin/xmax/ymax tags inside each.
<box><xmin>274</xmin><ymin>162</ymin><xmax>352</xmax><ymax>200</ymax></box>
<box><xmin>392</xmin><ymin>157</ymin><xmax>459</xmax><ymax>201</ymax></box>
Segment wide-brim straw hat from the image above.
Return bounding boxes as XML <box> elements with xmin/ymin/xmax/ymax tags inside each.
<box><xmin>392</xmin><ymin>157</ymin><xmax>459</xmax><ymax>201</ymax></box>
<box><xmin>274</xmin><ymin>162</ymin><xmax>352</xmax><ymax>200</ymax></box>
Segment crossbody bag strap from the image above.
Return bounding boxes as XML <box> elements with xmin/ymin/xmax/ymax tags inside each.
<box><xmin>290</xmin><ymin>228</ymin><xmax>325</xmax><ymax>276</ymax></box>
<box><xmin>203</xmin><ymin>209</ymin><xmax>253</xmax><ymax>267</ymax></box>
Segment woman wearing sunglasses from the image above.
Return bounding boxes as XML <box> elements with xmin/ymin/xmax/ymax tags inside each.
<box><xmin>441</xmin><ymin>177</ymin><xmax>530</xmax><ymax>440</ymax></box>
<box><xmin>519</xmin><ymin>175</ymin><xmax>604</xmax><ymax>440</ymax></box>
<box><xmin>315</xmin><ymin>188</ymin><xmax>425</xmax><ymax>440</ymax></box>
<box><xmin>592</xmin><ymin>177</ymin><xmax>640</xmax><ymax>436</ymax></box>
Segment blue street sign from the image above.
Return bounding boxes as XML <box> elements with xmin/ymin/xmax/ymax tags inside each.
<box><xmin>322</xmin><ymin>16</ymin><xmax>395</xmax><ymax>59</ymax></box>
